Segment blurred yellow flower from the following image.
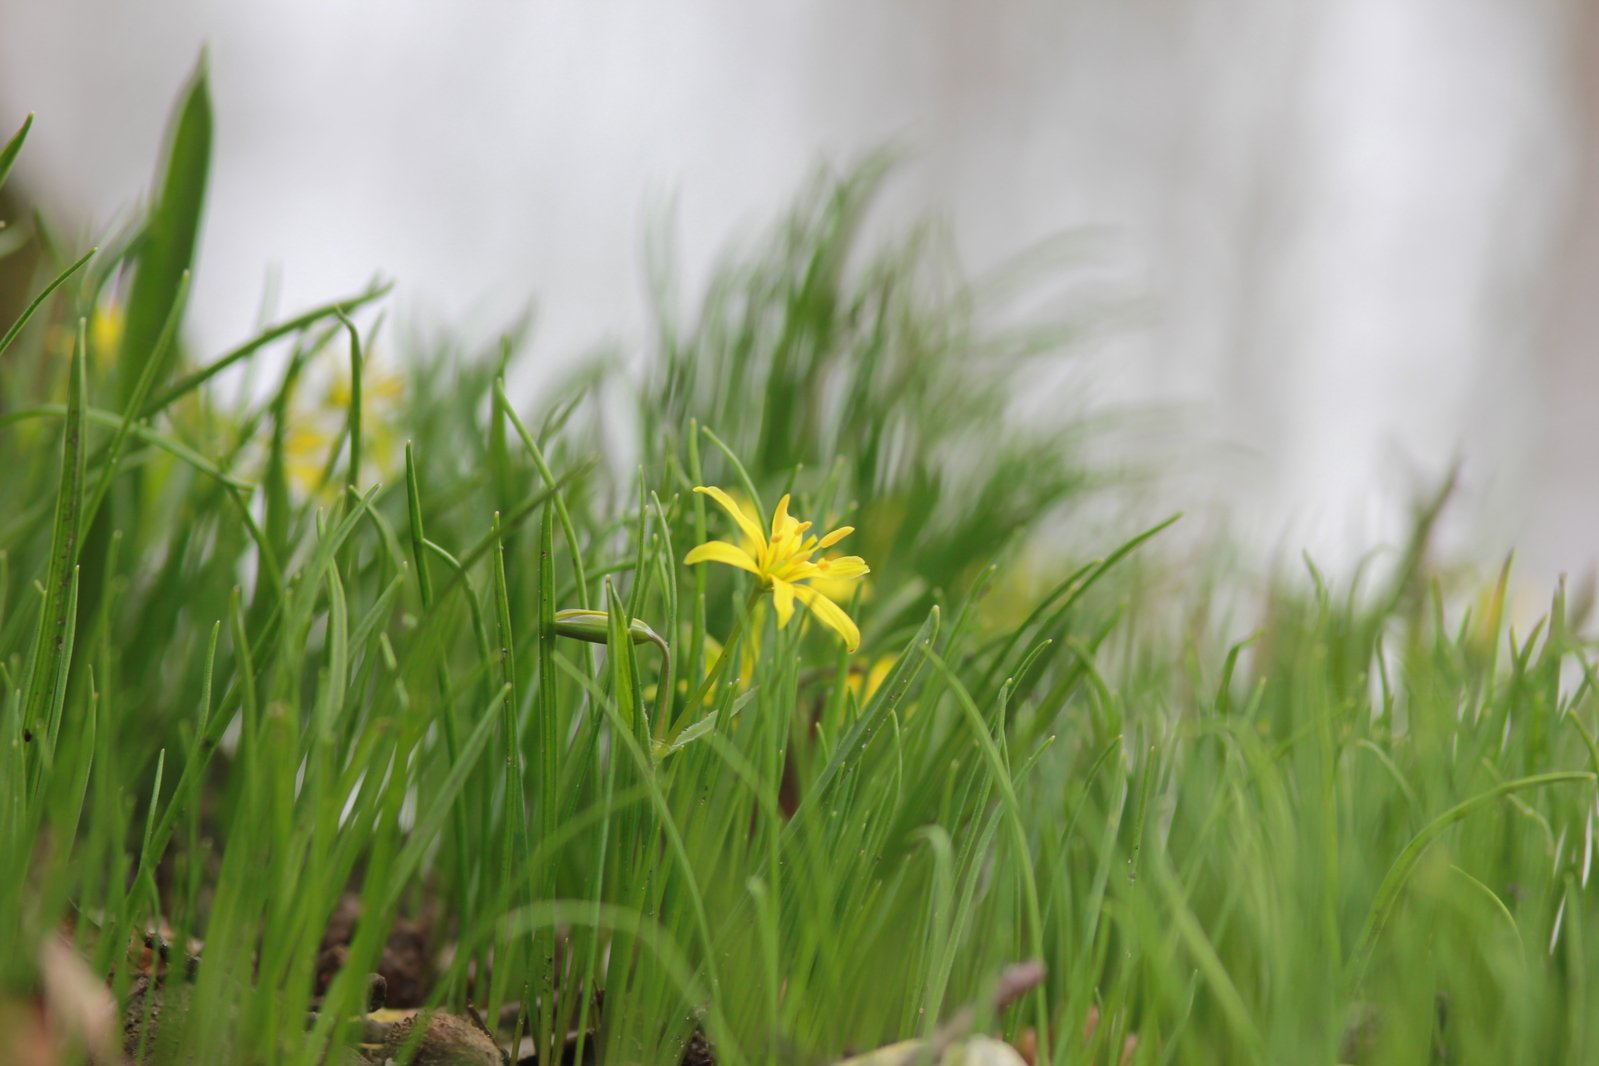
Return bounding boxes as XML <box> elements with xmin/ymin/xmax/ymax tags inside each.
<box><xmin>685</xmin><ymin>486</ymin><xmax>869</xmax><ymax>652</ymax></box>
<box><xmin>90</xmin><ymin>300</ymin><xmax>124</xmax><ymax>361</ymax></box>
<box><xmin>846</xmin><ymin>656</ymin><xmax>895</xmax><ymax>705</ymax></box>
<box><xmin>48</xmin><ymin>298</ymin><xmax>123</xmax><ymax>373</ymax></box>
<box><xmin>279</xmin><ymin>357</ymin><xmax>406</xmax><ymax>500</ymax></box>
<box><xmin>328</xmin><ymin>367</ymin><xmax>405</xmax><ymax>410</ymax></box>
<box><xmin>281</xmin><ymin>425</ymin><xmax>335</xmax><ymax>498</ymax></box>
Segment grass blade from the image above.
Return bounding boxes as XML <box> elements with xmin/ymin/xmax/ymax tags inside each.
<box><xmin>0</xmin><ymin>113</ymin><xmax>31</xmax><ymax>194</ymax></box>
<box><xmin>1347</xmin><ymin>769</ymin><xmax>1596</xmax><ymax>986</ymax></box>
<box><xmin>22</xmin><ymin>320</ymin><xmax>89</xmax><ymax>750</ymax></box>
<box><xmin>0</xmin><ymin>247</ymin><xmax>96</xmax><ymax>360</ymax></box>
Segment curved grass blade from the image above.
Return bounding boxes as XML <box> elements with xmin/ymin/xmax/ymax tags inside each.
<box><xmin>306</xmin><ymin>687</ymin><xmax>503</xmax><ymax>1055</ymax></box>
<box><xmin>0</xmin><ymin>405</ymin><xmax>251</xmax><ymax>491</ymax></box>
<box><xmin>144</xmin><ymin>282</ymin><xmax>391</xmax><ymax>416</ymax></box>
<box><xmin>501</xmin><ymin>900</ymin><xmax>735</xmax><ymax>1062</ymax></box>
<box><xmin>698</xmin><ymin>423</ymin><xmax>764</xmax><ymax>520</ymax></box>
<box><xmin>553</xmin><ymin>656</ymin><xmax>725</xmax><ymax>1007</ymax></box>
<box><xmin>0</xmin><ymin>247</ymin><xmax>96</xmax><ymax>360</ymax></box>
<box><xmin>920</xmin><ymin>647</ymin><xmax>1051</xmax><ymax>1060</ymax></box>
<box><xmin>1346</xmin><ymin>769</ymin><xmax>1596</xmax><ymax>987</ymax></box>
<box><xmin>977</xmin><ymin>513</ymin><xmax>1179</xmax><ymax>697</ymax></box>
<box><xmin>0</xmin><ymin>113</ymin><xmax>31</xmax><ymax>194</ymax></box>
<box><xmin>496</xmin><ymin>380</ymin><xmax>590</xmax><ymax>608</ymax></box>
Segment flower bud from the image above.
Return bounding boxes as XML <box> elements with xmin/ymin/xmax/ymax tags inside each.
<box><xmin>552</xmin><ymin>608</ymin><xmax>663</xmax><ymax>647</ymax></box>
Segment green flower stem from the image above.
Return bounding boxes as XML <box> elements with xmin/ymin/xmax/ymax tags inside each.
<box><xmin>644</xmin><ymin>628</ymin><xmax>672</xmax><ymax>739</ymax></box>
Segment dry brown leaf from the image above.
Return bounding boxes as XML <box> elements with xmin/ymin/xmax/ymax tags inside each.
<box><xmin>0</xmin><ymin>996</ymin><xmax>58</xmax><ymax>1066</ymax></box>
<box><xmin>834</xmin><ymin>1035</ymin><xmax>1027</xmax><ymax>1066</ymax></box>
<box><xmin>38</xmin><ymin>938</ymin><xmax>118</xmax><ymax>1064</ymax></box>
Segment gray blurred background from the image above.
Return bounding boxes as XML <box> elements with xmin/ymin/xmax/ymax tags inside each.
<box><xmin>2</xmin><ymin>1</ymin><xmax>1594</xmax><ymax>595</ymax></box>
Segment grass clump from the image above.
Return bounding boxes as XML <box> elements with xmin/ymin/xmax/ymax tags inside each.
<box><xmin>2</xmin><ymin>63</ymin><xmax>1598</xmax><ymax>1066</ymax></box>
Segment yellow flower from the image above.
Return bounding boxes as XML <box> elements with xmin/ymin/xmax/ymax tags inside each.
<box><xmin>685</xmin><ymin>486</ymin><xmax>870</xmax><ymax>652</ymax></box>
<box><xmin>47</xmin><ymin>299</ymin><xmax>123</xmax><ymax>372</ymax></box>
<box><xmin>719</xmin><ymin>490</ymin><xmax>872</xmax><ymax>606</ymax></box>
<box><xmin>809</xmin><ymin>568</ymin><xmax>871</xmax><ymax>610</ymax></box>
<box><xmin>282</xmin><ymin>424</ymin><xmax>336</xmax><ymax>497</ymax></box>
<box><xmin>276</xmin><ymin>356</ymin><xmax>406</xmax><ymax>500</ymax></box>
<box><xmin>328</xmin><ymin>366</ymin><xmax>405</xmax><ymax>410</ymax></box>
<box><xmin>846</xmin><ymin>656</ymin><xmax>895</xmax><ymax>706</ymax></box>
<box><xmin>90</xmin><ymin>300</ymin><xmax>124</xmax><ymax>362</ymax></box>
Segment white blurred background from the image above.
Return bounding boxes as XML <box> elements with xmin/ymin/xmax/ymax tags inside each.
<box><xmin>2</xmin><ymin>1</ymin><xmax>1595</xmax><ymax>592</ymax></box>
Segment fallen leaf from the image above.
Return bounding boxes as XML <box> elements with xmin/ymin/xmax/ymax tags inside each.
<box><xmin>835</xmin><ymin>1035</ymin><xmax>1026</xmax><ymax>1066</ymax></box>
<box><xmin>37</xmin><ymin>938</ymin><xmax>118</xmax><ymax>1064</ymax></box>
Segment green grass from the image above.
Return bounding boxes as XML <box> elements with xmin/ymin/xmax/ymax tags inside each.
<box><xmin>3</xmin><ymin>65</ymin><xmax>1599</xmax><ymax>1066</ymax></box>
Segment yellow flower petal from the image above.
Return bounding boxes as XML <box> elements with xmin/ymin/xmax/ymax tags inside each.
<box><xmin>684</xmin><ymin>540</ymin><xmax>761</xmax><ymax>574</ymax></box>
<box><xmin>817</xmin><ymin>556</ymin><xmax>870</xmax><ymax>579</ymax></box>
<box><xmin>864</xmin><ymin>656</ymin><xmax>894</xmax><ymax>703</ymax></box>
<box><xmin>844</xmin><ymin>655</ymin><xmax>896</xmax><ymax>707</ymax></box>
<box><xmin>769</xmin><ymin>499</ymin><xmax>807</xmax><ymax>559</ymax></box>
<box><xmin>694</xmin><ymin>486</ymin><xmax>767</xmax><ymax>551</ymax></box>
<box><xmin>807</xmin><ymin>571</ymin><xmax>867</xmax><ymax>606</ymax></box>
<box><xmin>90</xmin><ymin>304</ymin><xmax>124</xmax><ymax>360</ymax></box>
<box><xmin>792</xmin><ymin>584</ymin><xmax>861</xmax><ymax>653</ymax></box>
<box><xmin>775</xmin><ymin>560</ymin><xmax>823</xmax><ymax>582</ymax></box>
<box><xmin>771</xmin><ymin>578</ymin><xmax>796</xmax><ymax>628</ymax></box>
<box><xmin>368</xmin><ymin>371</ymin><xmax>405</xmax><ymax>403</ymax></box>
<box><xmin>816</xmin><ymin>525</ymin><xmax>854</xmax><ymax>550</ymax></box>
